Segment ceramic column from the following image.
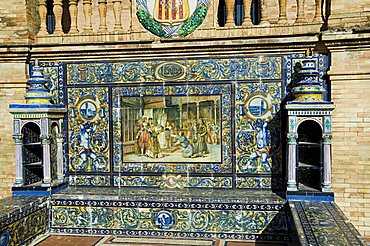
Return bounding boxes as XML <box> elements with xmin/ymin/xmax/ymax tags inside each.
<box><xmin>287</xmin><ymin>133</ymin><xmax>298</xmax><ymax>191</ymax></box>
<box><xmin>13</xmin><ymin>135</ymin><xmax>23</xmax><ymax>186</ymax></box>
<box><xmin>41</xmin><ymin>134</ymin><xmax>52</xmax><ymax>186</ymax></box>
<box><xmin>322</xmin><ymin>134</ymin><xmax>333</xmax><ymax>192</ymax></box>
<box><xmin>69</xmin><ymin>0</ymin><xmax>79</xmax><ymax>34</ymax></box>
<box><xmin>38</xmin><ymin>0</ymin><xmax>48</xmax><ymax>35</ymax></box>
<box><xmin>113</xmin><ymin>0</ymin><xmax>123</xmax><ymax>31</ymax></box>
<box><xmin>56</xmin><ymin>133</ymin><xmax>65</xmax><ymax>183</ymax></box>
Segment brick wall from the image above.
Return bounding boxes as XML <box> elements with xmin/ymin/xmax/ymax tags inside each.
<box><xmin>330</xmin><ymin>48</ymin><xmax>370</xmax><ymax>239</ymax></box>
<box><xmin>0</xmin><ymin>0</ymin><xmax>31</xmax><ymax>45</ymax></box>
<box><xmin>0</xmin><ymin>63</ymin><xmax>27</xmax><ymax>198</ymax></box>
<box><xmin>328</xmin><ymin>0</ymin><xmax>370</xmax><ymax>29</ymax></box>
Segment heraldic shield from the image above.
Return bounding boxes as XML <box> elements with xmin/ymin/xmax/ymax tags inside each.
<box><xmin>136</xmin><ymin>0</ymin><xmax>210</xmax><ymax>37</ymax></box>
<box><xmin>154</xmin><ymin>0</ymin><xmax>190</xmax><ymax>24</ymax></box>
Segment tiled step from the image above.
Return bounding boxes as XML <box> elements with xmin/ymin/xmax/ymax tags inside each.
<box><xmin>50</xmin><ymin>187</ymin><xmax>291</xmax><ymax>242</ymax></box>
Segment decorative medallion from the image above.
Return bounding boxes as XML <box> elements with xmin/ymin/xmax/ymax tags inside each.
<box><xmin>155</xmin><ymin>62</ymin><xmax>186</xmax><ymax>80</ymax></box>
<box><xmin>136</xmin><ymin>0</ymin><xmax>209</xmax><ymax>37</ymax></box>
<box><xmin>152</xmin><ymin>210</ymin><xmax>176</xmax><ymax>229</ymax></box>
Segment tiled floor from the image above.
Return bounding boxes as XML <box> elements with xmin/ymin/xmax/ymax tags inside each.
<box><xmin>36</xmin><ymin>235</ymin><xmax>103</xmax><ymax>246</ymax></box>
<box><xmin>34</xmin><ymin>235</ymin><xmax>288</xmax><ymax>246</ymax></box>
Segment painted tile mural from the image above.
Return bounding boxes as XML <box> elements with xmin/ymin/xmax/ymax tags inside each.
<box><xmin>68</xmin><ymin>87</ymin><xmax>110</xmax><ymax>172</ymax></box>
<box><xmin>46</xmin><ymin>54</ymin><xmax>329</xmax><ymax>188</ymax></box>
<box><xmin>112</xmin><ymin>84</ymin><xmax>232</xmax><ymax>174</ymax></box>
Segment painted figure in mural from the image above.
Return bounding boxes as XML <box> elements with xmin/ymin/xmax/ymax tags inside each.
<box><xmin>77</xmin><ymin>122</ymin><xmax>98</xmax><ymax>168</ymax></box>
<box><xmin>192</xmin><ymin>119</ymin><xmax>209</xmax><ymax>157</ymax></box>
<box><xmin>207</xmin><ymin>121</ymin><xmax>219</xmax><ymax>145</ymax></box>
<box><xmin>254</xmin><ymin>119</ymin><xmax>269</xmax><ymax>149</ymax></box>
<box><xmin>173</xmin><ymin>133</ymin><xmax>194</xmax><ymax>158</ymax></box>
<box><xmin>147</xmin><ymin>118</ymin><xmax>163</xmax><ymax>158</ymax></box>
<box><xmin>164</xmin><ymin>121</ymin><xmax>173</xmax><ymax>148</ymax></box>
<box><xmin>136</xmin><ymin>117</ymin><xmax>150</xmax><ymax>156</ymax></box>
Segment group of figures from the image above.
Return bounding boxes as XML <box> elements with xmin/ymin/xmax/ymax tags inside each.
<box><xmin>133</xmin><ymin>116</ymin><xmax>219</xmax><ymax>159</ymax></box>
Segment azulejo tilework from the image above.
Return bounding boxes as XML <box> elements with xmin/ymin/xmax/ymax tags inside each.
<box><xmin>114</xmin><ymin>175</ymin><xmax>232</xmax><ymax>188</ymax></box>
<box><xmin>68</xmin><ymin>87</ymin><xmax>110</xmax><ymax>173</ymax></box>
<box><xmin>235</xmin><ymin>82</ymin><xmax>282</xmax><ymax>175</ymax></box>
<box><xmin>69</xmin><ymin>175</ymin><xmax>111</xmax><ymax>187</ymax></box>
<box><xmin>66</xmin><ymin>57</ymin><xmax>282</xmax><ymax>84</ymax></box>
<box><xmin>0</xmin><ymin>197</ymin><xmax>48</xmax><ymax>246</ymax></box>
<box><xmin>37</xmin><ymin>61</ymin><xmax>64</xmax><ymax>105</ymax></box>
<box><xmin>50</xmin><ymin>188</ymin><xmax>290</xmax><ymax>241</ymax></box>
<box><xmin>112</xmin><ymin>84</ymin><xmax>232</xmax><ymax>174</ymax></box>
<box><xmin>291</xmin><ymin>201</ymin><xmax>367</xmax><ymax>246</ymax></box>
<box><xmin>38</xmin><ymin>54</ymin><xmax>329</xmax><ymax>189</ymax></box>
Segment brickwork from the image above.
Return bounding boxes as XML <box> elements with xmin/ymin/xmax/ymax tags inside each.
<box><xmin>330</xmin><ymin>48</ymin><xmax>370</xmax><ymax>238</ymax></box>
<box><xmin>328</xmin><ymin>0</ymin><xmax>370</xmax><ymax>29</ymax></box>
<box><xmin>0</xmin><ymin>63</ymin><xmax>27</xmax><ymax>199</ymax></box>
<box><xmin>0</xmin><ymin>0</ymin><xmax>32</xmax><ymax>45</ymax></box>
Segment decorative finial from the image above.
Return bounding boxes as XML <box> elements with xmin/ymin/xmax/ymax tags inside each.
<box><xmin>291</xmin><ymin>53</ymin><xmax>326</xmax><ymax>102</ymax></box>
<box><xmin>305</xmin><ymin>48</ymin><xmax>314</xmax><ymax>57</ymax></box>
<box><xmin>24</xmin><ymin>60</ymin><xmax>52</xmax><ymax>104</ymax></box>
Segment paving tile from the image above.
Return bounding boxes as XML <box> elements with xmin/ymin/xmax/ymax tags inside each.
<box><xmin>37</xmin><ymin>235</ymin><xmax>103</xmax><ymax>246</ymax></box>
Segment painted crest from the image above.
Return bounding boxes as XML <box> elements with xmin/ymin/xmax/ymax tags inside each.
<box><xmin>136</xmin><ymin>0</ymin><xmax>209</xmax><ymax>37</ymax></box>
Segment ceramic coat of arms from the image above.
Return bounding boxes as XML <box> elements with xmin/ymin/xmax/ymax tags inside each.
<box><xmin>136</xmin><ymin>0</ymin><xmax>209</xmax><ymax>37</ymax></box>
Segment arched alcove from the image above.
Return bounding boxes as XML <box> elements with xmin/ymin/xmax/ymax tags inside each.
<box><xmin>297</xmin><ymin>120</ymin><xmax>322</xmax><ymax>191</ymax></box>
<box><xmin>21</xmin><ymin>122</ymin><xmax>43</xmax><ymax>185</ymax></box>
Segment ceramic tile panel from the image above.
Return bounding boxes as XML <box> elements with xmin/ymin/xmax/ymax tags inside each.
<box><xmin>51</xmin><ymin>188</ymin><xmax>290</xmax><ymax>241</ymax></box>
<box><xmin>291</xmin><ymin>201</ymin><xmax>367</xmax><ymax>246</ymax></box>
<box><xmin>0</xmin><ymin>196</ymin><xmax>48</xmax><ymax>246</ymax></box>
<box><xmin>35</xmin><ymin>54</ymin><xmax>329</xmax><ymax>189</ymax></box>
<box><xmin>66</xmin><ymin>57</ymin><xmax>282</xmax><ymax>84</ymax></box>
<box><xmin>68</xmin><ymin>87</ymin><xmax>110</xmax><ymax>173</ymax></box>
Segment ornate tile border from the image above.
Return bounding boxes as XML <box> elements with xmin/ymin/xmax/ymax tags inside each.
<box><xmin>50</xmin><ymin>198</ymin><xmax>289</xmax><ymax>241</ymax></box>
<box><xmin>66</xmin><ymin>57</ymin><xmax>282</xmax><ymax>84</ymax></box>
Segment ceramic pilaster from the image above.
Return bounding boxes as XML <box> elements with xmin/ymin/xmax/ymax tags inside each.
<box><xmin>56</xmin><ymin>134</ymin><xmax>65</xmax><ymax>183</ymax></box>
<box><xmin>13</xmin><ymin>135</ymin><xmax>23</xmax><ymax>186</ymax></box>
<box><xmin>41</xmin><ymin>134</ymin><xmax>52</xmax><ymax>186</ymax></box>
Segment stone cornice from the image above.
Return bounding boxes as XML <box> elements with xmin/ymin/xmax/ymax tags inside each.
<box><xmin>322</xmin><ymin>31</ymin><xmax>370</xmax><ymax>50</ymax></box>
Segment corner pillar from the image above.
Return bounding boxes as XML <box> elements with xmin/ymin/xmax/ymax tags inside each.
<box><xmin>41</xmin><ymin>134</ymin><xmax>52</xmax><ymax>186</ymax></box>
<box><xmin>56</xmin><ymin>133</ymin><xmax>65</xmax><ymax>183</ymax></box>
<box><xmin>13</xmin><ymin>135</ymin><xmax>23</xmax><ymax>186</ymax></box>
<box><xmin>287</xmin><ymin>133</ymin><xmax>298</xmax><ymax>191</ymax></box>
<box><xmin>322</xmin><ymin>134</ymin><xmax>333</xmax><ymax>192</ymax></box>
